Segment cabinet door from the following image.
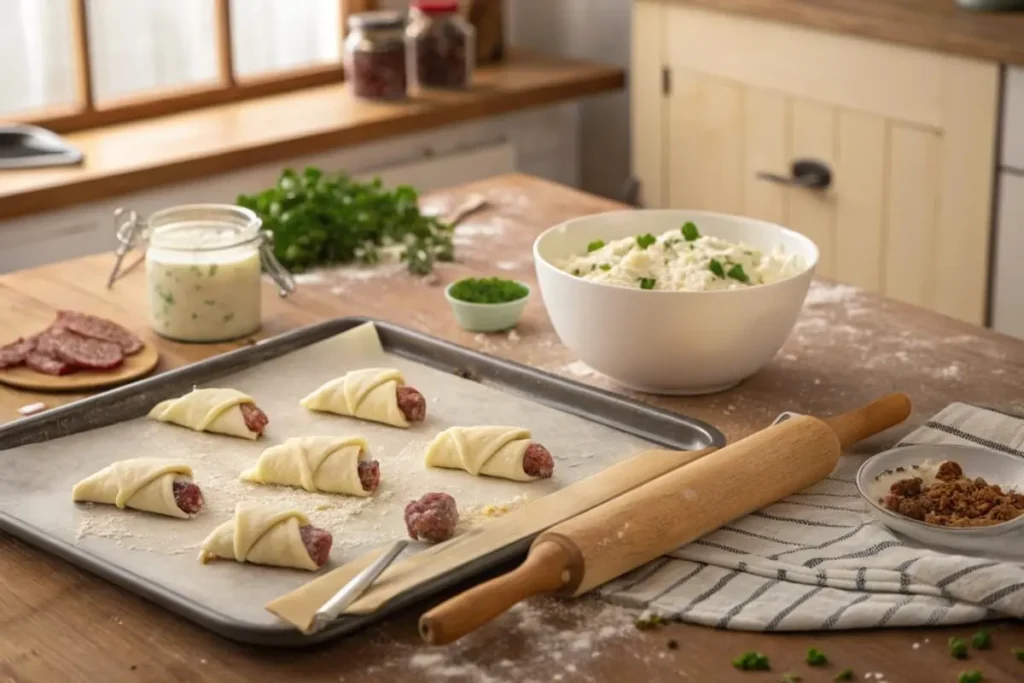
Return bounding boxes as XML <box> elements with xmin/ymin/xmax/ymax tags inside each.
<box><xmin>649</xmin><ymin>4</ymin><xmax>999</xmax><ymax>324</ymax></box>
<box><xmin>992</xmin><ymin>172</ymin><xmax>1024</xmax><ymax>340</ymax></box>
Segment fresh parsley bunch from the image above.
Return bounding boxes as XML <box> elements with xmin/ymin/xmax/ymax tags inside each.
<box><xmin>237</xmin><ymin>167</ymin><xmax>455</xmax><ymax>276</ymax></box>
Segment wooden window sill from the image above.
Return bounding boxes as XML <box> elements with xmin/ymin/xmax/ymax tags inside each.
<box><xmin>0</xmin><ymin>50</ymin><xmax>624</xmax><ymax>221</ymax></box>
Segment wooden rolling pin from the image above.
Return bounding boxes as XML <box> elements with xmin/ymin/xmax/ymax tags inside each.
<box><xmin>419</xmin><ymin>392</ymin><xmax>911</xmax><ymax>645</ymax></box>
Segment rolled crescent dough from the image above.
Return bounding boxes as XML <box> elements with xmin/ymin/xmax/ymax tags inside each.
<box><xmin>300</xmin><ymin>368</ymin><xmax>408</xmax><ymax>428</ymax></box>
<box><xmin>148</xmin><ymin>387</ymin><xmax>259</xmax><ymax>440</ymax></box>
<box><xmin>199</xmin><ymin>502</ymin><xmax>319</xmax><ymax>571</ymax></box>
<box><xmin>72</xmin><ymin>457</ymin><xmax>195</xmax><ymax>519</ymax></box>
<box><xmin>241</xmin><ymin>436</ymin><xmax>372</xmax><ymax>497</ymax></box>
<box><xmin>424</xmin><ymin>426</ymin><xmax>537</xmax><ymax>482</ymax></box>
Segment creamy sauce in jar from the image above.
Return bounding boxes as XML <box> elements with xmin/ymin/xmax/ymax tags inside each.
<box><xmin>145</xmin><ymin>219</ymin><xmax>263</xmax><ymax>342</ymax></box>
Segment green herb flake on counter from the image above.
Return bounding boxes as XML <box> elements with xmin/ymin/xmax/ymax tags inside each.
<box><xmin>237</xmin><ymin>167</ymin><xmax>454</xmax><ymax>276</ymax></box>
<box><xmin>681</xmin><ymin>221</ymin><xmax>700</xmax><ymax>241</ymax></box>
<box><xmin>634</xmin><ymin>613</ymin><xmax>668</xmax><ymax>631</ymax></box>
<box><xmin>731</xmin><ymin>651</ymin><xmax>770</xmax><ymax>671</ymax></box>
<box><xmin>636</xmin><ymin>233</ymin><xmax>656</xmax><ymax>249</ymax></box>
<box><xmin>448</xmin><ymin>277</ymin><xmax>528</xmax><ymax>304</ymax></box>
<box><xmin>950</xmin><ymin>636</ymin><xmax>969</xmax><ymax>659</ymax></box>
<box><xmin>971</xmin><ymin>630</ymin><xmax>992</xmax><ymax>650</ymax></box>
<box><xmin>709</xmin><ymin>259</ymin><xmax>725</xmax><ymax>278</ymax></box>
<box><xmin>638</xmin><ymin>277</ymin><xmax>656</xmax><ymax>290</ymax></box>
<box><xmin>805</xmin><ymin>647</ymin><xmax>828</xmax><ymax>666</ymax></box>
<box><xmin>833</xmin><ymin>669</ymin><xmax>854</xmax><ymax>681</ymax></box>
<box><xmin>587</xmin><ymin>240</ymin><xmax>606</xmax><ymax>253</ymax></box>
<box><xmin>1012</xmin><ymin>647</ymin><xmax>1024</xmax><ymax>661</ymax></box>
<box><xmin>958</xmin><ymin>670</ymin><xmax>983</xmax><ymax>683</ymax></box>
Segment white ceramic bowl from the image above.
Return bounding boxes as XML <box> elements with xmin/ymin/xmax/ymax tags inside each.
<box><xmin>533</xmin><ymin>210</ymin><xmax>818</xmax><ymax>394</ymax></box>
<box><xmin>856</xmin><ymin>443</ymin><xmax>1024</xmax><ymax>558</ymax></box>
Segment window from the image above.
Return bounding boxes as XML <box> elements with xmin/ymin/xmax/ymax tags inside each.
<box><xmin>0</xmin><ymin>0</ymin><xmax>375</xmax><ymax>133</ymax></box>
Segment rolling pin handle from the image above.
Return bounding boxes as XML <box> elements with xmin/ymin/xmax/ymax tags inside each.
<box><xmin>822</xmin><ymin>392</ymin><xmax>911</xmax><ymax>449</ymax></box>
<box><xmin>419</xmin><ymin>541</ymin><xmax>570</xmax><ymax>646</ymax></box>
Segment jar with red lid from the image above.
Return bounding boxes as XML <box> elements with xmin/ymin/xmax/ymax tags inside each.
<box><xmin>406</xmin><ymin>1</ymin><xmax>475</xmax><ymax>90</ymax></box>
<box><xmin>344</xmin><ymin>11</ymin><xmax>408</xmax><ymax>101</ymax></box>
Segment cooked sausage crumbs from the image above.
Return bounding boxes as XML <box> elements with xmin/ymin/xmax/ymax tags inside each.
<box><xmin>882</xmin><ymin>460</ymin><xmax>1024</xmax><ymax>528</ymax></box>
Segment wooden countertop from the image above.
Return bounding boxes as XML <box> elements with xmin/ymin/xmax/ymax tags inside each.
<box><xmin>0</xmin><ymin>51</ymin><xmax>623</xmax><ymax>223</ymax></box>
<box><xmin>674</xmin><ymin>0</ymin><xmax>1024</xmax><ymax>67</ymax></box>
<box><xmin>2</xmin><ymin>174</ymin><xmax>1024</xmax><ymax>681</ymax></box>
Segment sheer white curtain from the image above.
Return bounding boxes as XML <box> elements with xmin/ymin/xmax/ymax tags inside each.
<box><xmin>0</xmin><ymin>0</ymin><xmax>341</xmax><ymax>116</ymax></box>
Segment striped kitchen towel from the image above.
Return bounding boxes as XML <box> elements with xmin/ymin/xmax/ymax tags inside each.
<box><xmin>597</xmin><ymin>402</ymin><xmax>1024</xmax><ymax>630</ymax></box>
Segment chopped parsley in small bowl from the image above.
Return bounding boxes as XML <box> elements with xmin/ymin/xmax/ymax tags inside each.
<box><xmin>444</xmin><ymin>277</ymin><xmax>531</xmax><ymax>332</ymax></box>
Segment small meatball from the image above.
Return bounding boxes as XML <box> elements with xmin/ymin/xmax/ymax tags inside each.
<box><xmin>523</xmin><ymin>443</ymin><xmax>554</xmax><ymax>479</ymax></box>
<box><xmin>299</xmin><ymin>525</ymin><xmax>333</xmax><ymax>567</ymax></box>
<box><xmin>936</xmin><ymin>460</ymin><xmax>963</xmax><ymax>482</ymax></box>
<box><xmin>396</xmin><ymin>386</ymin><xmax>426</xmax><ymax>423</ymax></box>
<box><xmin>889</xmin><ymin>477</ymin><xmax>922</xmax><ymax>497</ymax></box>
<box><xmin>405</xmin><ymin>492</ymin><xmax>459</xmax><ymax>544</ymax></box>
<box><xmin>358</xmin><ymin>460</ymin><xmax>381</xmax><ymax>493</ymax></box>
<box><xmin>240</xmin><ymin>403</ymin><xmax>269</xmax><ymax>435</ymax></box>
<box><xmin>172</xmin><ymin>480</ymin><xmax>204</xmax><ymax>515</ymax></box>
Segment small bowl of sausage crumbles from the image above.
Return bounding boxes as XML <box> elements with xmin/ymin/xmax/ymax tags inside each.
<box><xmin>444</xmin><ymin>277</ymin><xmax>531</xmax><ymax>333</ymax></box>
<box><xmin>857</xmin><ymin>444</ymin><xmax>1024</xmax><ymax>557</ymax></box>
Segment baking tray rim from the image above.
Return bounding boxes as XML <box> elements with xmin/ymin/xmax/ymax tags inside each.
<box><xmin>0</xmin><ymin>316</ymin><xmax>726</xmax><ymax>647</ymax></box>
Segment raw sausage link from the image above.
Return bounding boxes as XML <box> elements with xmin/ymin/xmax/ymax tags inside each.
<box><xmin>0</xmin><ymin>337</ymin><xmax>36</xmax><ymax>369</ymax></box>
<box><xmin>57</xmin><ymin>310</ymin><xmax>144</xmax><ymax>355</ymax></box>
<box><xmin>51</xmin><ymin>331</ymin><xmax>124</xmax><ymax>370</ymax></box>
<box><xmin>404</xmin><ymin>492</ymin><xmax>459</xmax><ymax>544</ymax></box>
<box><xmin>299</xmin><ymin>525</ymin><xmax>333</xmax><ymax>567</ymax></box>
<box><xmin>523</xmin><ymin>443</ymin><xmax>554</xmax><ymax>478</ymax></box>
<box><xmin>396</xmin><ymin>386</ymin><xmax>426</xmax><ymax>423</ymax></box>
<box><xmin>25</xmin><ymin>352</ymin><xmax>73</xmax><ymax>376</ymax></box>
<box><xmin>172</xmin><ymin>480</ymin><xmax>204</xmax><ymax>514</ymax></box>
<box><xmin>358</xmin><ymin>460</ymin><xmax>381</xmax><ymax>493</ymax></box>
<box><xmin>239</xmin><ymin>403</ymin><xmax>269</xmax><ymax>435</ymax></box>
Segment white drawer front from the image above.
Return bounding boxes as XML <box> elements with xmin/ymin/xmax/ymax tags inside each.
<box><xmin>992</xmin><ymin>171</ymin><xmax>1024</xmax><ymax>339</ymax></box>
<box><xmin>1003</xmin><ymin>67</ymin><xmax>1024</xmax><ymax>172</ymax></box>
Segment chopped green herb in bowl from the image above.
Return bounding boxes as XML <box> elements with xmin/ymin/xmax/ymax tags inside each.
<box><xmin>444</xmin><ymin>277</ymin><xmax>531</xmax><ymax>333</ymax></box>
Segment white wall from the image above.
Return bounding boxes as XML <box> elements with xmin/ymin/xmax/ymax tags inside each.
<box><xmin>506</xmin><ymin>0</ymin><xmax>631</xmax><ymax>201</ymax></box>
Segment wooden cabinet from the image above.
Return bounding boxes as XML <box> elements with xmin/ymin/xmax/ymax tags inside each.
<box><xmin>632</xmin><ymin>1</ymin><xmax>1000</xmax><ymax>324</ymax></box>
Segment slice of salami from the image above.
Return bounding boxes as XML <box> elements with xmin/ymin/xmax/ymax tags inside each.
<box><xmin>51</xmin><ymin>331</ymin><xmax>124</xmax><ymax>370</ymax></box>
<box><xmin>56</xmin><ymin>310</ymin><xmax>144</xmax><ymax>355</ymax></box>
<box><xmin>0</xmin><ymin>337</ymin><xmax>36</xmax><ymax>369</ymax></box>
<box><xmin>299</xmin><ymin>525</ymin><xmax>333</xmax><ymax>567</ymax></box>
<box><xmin>172</xmin><ymin>480</ymin><xmax>204</xmax><ymax>515</ymax></box>
<box><xmin>25</xmin><ymin>351</ymin><xmax>74</xmax><ymax>376</ymax></box>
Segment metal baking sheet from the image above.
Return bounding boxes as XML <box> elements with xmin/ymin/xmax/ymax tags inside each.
<box><xmin>0</xmin><ymin>317</ymin><xmax>724</xmax><ymax>647</ymax></box>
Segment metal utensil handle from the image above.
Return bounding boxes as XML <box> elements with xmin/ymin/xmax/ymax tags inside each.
<box><xmin>310</xmin><ymin>539</ymin><xmax>409</xmax><ymax>632</ymax></box>
<box><xmin>259</xmin><ymin>230</ymin><xmax>296</xmax><ymax>298</ymax></box>
<box><xmin>107</xmin><ymin>207</ymin><xmax>144</xmax><ymax>288</ymax></box>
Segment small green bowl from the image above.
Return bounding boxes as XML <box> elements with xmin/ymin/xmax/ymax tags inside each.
<box><xmin>444</xmin><ymin>280</ymin><xmax>531</xmax><ymax>332</ymax></box>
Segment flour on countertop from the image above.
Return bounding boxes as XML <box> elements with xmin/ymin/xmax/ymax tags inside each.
<box><xmin>396</xmin><ymin>598</ymin><xmax>640</xmax><ymax>683</ymax></box>
<box><xmin>804</xmin><ymin>281</ymin><xmax>861</xmax><ymax>306</ymax></box>
<box><xmin>563</xmin><ymin>360</ymin><xmax>599</xmax><ymax>379</ymax></box>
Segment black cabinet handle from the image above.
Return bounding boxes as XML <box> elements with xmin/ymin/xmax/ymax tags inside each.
<box><xmin>756</xmin><ymin>159</ymin><xmax>832</xmax><ymax>190</ymax></box>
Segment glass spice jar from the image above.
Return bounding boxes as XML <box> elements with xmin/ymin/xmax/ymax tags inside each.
<box><xmin>406</xmin><ymin>1</ymin><xmax>475</xmax><ymax>90</ymax></box>
<box><xmin>344</xmin><ymin>11</ymin><xmax>408</xmax><ymax>101</ymax></box>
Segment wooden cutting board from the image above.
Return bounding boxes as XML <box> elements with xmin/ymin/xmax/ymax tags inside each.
<box><xmin>0</xmin><ymin>342</ymin><xmax>159</xmax><ymax>392</ymax></box>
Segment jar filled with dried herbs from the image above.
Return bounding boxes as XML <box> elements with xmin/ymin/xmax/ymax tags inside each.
<box><xmin>406</xmin><ymin>1</ymin><xmax>475</xmax><ymax>90</ymax></box>
<box><xmin>344</xmin><ymin>11</ymin><xmax>408</xmax><ymax>101</ymax></box>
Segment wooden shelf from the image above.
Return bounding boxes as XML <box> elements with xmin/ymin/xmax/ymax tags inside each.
<box><xmin>0</xmin><ymin>51</ymin><xmax>624</xmax><ymax>221</ymax></box>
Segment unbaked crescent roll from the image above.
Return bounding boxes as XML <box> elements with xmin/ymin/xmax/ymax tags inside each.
<box><xmin>300</xmin><ymin>368</ymin><xmax>410</xmax><ymax>428</ymax></box>
<box><xmin>199</xmin><ymin>503</ymin><xmax>332</xmax><ymax>571</ymax></box>
<box><xmin>71</xmin><ymin>457</ymin><xmax>203</xmax><ymax>519</ymax></box>
<box><xmin>424</xmin><ymin>426</ymin><xmax>541</xmax><ymax>482</ymax></box>
<box><xmin>148</xmin><ymin>387</ymin><xmax>267</xmax><ymax>440</ymax></box>
<box><xmin>240</xmin><ymin>435</ymin><xmax>379</xmax><ymax>497</ymax></box>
